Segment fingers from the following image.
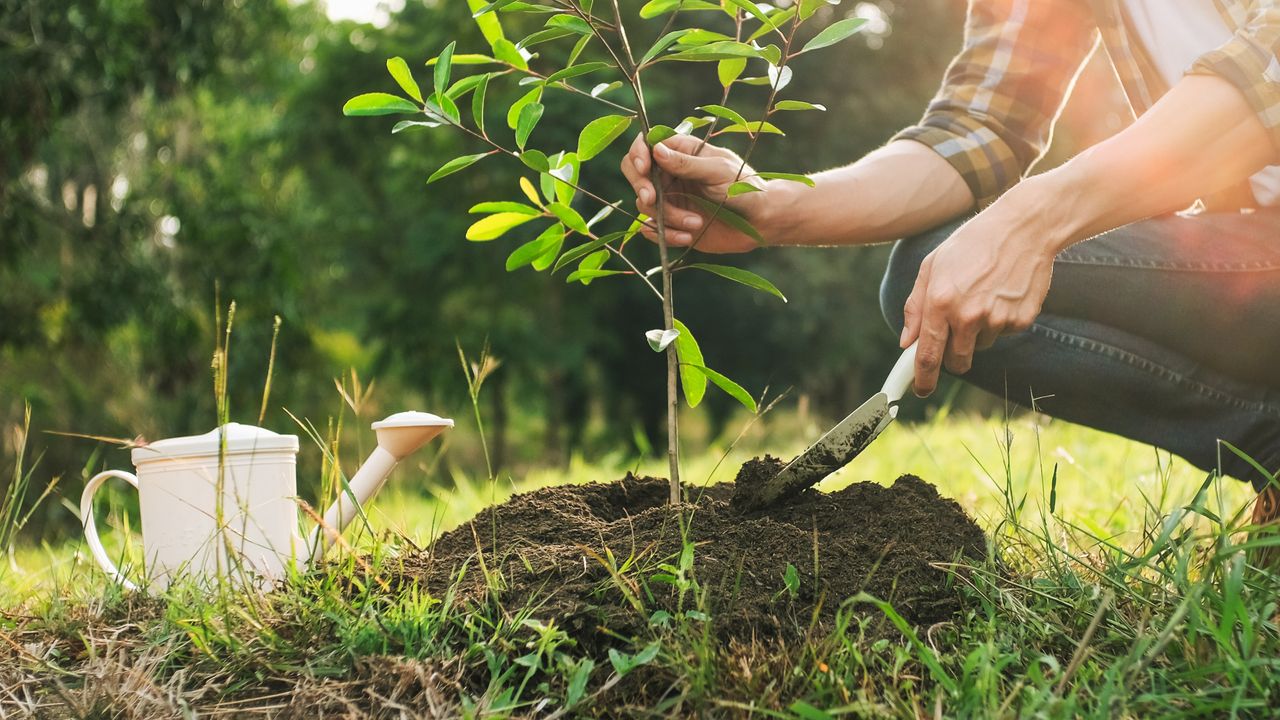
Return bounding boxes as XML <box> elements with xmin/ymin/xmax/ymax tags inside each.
<box><xmin>657</xmin><ymin>133</ymin><xmax>739</xmax><ymax>160</ymax></box>
<box><xmin>900</xmin><ymin>256</ymin><xmax>931</xmax><ymax>348</ymax></box>
<box><xmin>913</xmin><ymin>300</ymin><xmax>950</xmax><ymax>397</ymax></box>
<box><xmin>638</xmin><ymin>223</ymin><xmax>696</xmax><ymax>246</ymax></box>
<box><xmin>621</xmin><ymin>133</ymin><xmax>656</xmax><ymax>204</ymax></box>
<box><xmin>944</xmin><ymin>319</ymin><xmax>978</xmax><ymax>375</ymax></box>
<box><xmin>652</xmin><ymin>141</ymin><xmax>737</xmax><ymax>184</ymax></box>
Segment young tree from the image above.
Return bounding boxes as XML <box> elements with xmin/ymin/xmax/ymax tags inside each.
<box><xmin>344</xmin><ymin>0</ymin><xmax>864</xmax><ymax>503</ymax></box>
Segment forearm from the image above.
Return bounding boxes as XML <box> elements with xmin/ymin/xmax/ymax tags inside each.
<box><xmin>760</xmin><ymin>139</ymin><xmax>975</xmax><ymax>247</ymax></box>
<box><xmin>1001</xmin><ymin>74</ymin><xmax>1277</xmax><ymax>253</ymax></box>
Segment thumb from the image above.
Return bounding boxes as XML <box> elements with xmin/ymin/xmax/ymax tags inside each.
<box><xmin>652</xmin><ymin>141</ymin><xmax>733</xmax><ymax>184</ymax></box>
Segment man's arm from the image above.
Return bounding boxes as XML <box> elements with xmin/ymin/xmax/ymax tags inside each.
<box><xmin>761</xmin><ymin>139</ymin><xmax>974</xmax><ymax>247</ymax></box>
<box><xmin>900</xmin><ymin>73</ymin><xmax>1278</xmax><ymax>396</ymax></box>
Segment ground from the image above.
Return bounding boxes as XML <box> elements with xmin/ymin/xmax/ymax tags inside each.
<box><xmin>2</xmin><ymin>411</ymin><xmax>1276</xmax><ymax>718</ymax></box>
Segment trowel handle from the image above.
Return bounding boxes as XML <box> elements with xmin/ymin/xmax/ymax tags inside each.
<box><xmin>880</xmin><ymin>341</ymin><xmax>918</xmax><ymax>404</ymax></box>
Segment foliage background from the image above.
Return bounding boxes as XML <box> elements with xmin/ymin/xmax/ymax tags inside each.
<box><xmin>0</xmin><ymin>0</ymin><xmax>1129</xmax><ymax>536</ymax></box>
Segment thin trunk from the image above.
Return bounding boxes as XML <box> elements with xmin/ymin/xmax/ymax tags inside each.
<box><xmin>653</xmin><ymin>179</ymin><xmax>681</xmax><ymax>504</ymax></box>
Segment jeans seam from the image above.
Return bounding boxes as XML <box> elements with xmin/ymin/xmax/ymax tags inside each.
<box><xmin>1055</xmin><ymin>255</ymin><xmax>1280</xmax><ymax>271</ymax></box>
<box><xmin>1029</xmin><ymin>324</ymin><xmax>1280</xmax><ymax>419</ymax></box>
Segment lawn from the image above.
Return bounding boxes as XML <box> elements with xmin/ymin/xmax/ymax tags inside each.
<box><xmin>1</xmin><ymin>411</ymin><xmax>1275</xmax><ymax>718</ymax></box>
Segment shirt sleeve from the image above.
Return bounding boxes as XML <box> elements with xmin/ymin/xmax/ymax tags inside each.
<box><xmin>891</xmin><ymin>0</ymin><xmax>1098</xmax><ymax>206</ymax></box>
<box><xmin>1188</xmin><ymin>8</ymin><xmax>1280</xmax><ymax>154</ymax></box>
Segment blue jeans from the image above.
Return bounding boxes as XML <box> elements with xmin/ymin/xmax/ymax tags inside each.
<box><xmin>880</xmin><ymin>210</ymin><xmax>1280</xmax><ymax>490</ymax></box>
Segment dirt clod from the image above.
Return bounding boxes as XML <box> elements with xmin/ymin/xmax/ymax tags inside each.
<box><xmin>394</xmin><ymin>464</ymin><xmax>986</xmax><ymax>648</ymax></box>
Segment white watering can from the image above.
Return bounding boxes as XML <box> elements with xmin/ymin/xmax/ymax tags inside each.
<box><xmin>79</xmin><ymin>411</ymin><xmax>452</xmax><ymax>591</ymax></box>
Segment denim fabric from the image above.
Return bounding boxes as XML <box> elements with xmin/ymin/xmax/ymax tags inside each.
<box><xmin>880</xmin><ymin>209</ymin><xmax>1280</xmax><ymax>490</ymax></box>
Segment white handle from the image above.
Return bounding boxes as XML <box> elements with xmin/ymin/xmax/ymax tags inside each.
<box><xmin>80</xmin><ymin>470</ymin><xmax>140</xmax><ymax>591</ymax></box>
<box><xmin>880</xmin><ymin>340</ymin><xmax>918</xmax><ymax>403</ymax></box>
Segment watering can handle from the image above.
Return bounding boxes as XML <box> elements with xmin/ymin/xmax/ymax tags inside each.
<box><xmin>81</xmin><ymin>470</ymin><xmax>140</xmax><ymax>592</ymax></box>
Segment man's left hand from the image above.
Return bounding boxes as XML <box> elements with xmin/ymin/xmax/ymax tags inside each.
<box><xmin>900</xmin><ymin>205</ymin><xmax>1057</xmax><ymax>397</ymax></box>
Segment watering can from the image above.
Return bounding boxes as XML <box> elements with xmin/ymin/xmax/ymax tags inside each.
<box><xmin>79</xmin><ymin>411</ymin><xmax>453</xmax><ymax>591</ymax></box>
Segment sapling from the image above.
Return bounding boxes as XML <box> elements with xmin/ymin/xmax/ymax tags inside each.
<box><xmin>343</xmin><ymin>0</ymin><xmax>865</xmax><ymax>504</ymax></box>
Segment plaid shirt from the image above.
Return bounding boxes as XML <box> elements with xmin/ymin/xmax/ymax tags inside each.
<box><xmin>894</xmin><ymin>0</ymin><xmax>1280</xmax><ymax>207</ymax></box>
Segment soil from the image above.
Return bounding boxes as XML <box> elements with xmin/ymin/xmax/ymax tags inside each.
<box><xmin>391</xmin><ymin>458</ymin><xmax>987</xmax><ymax>647</ymax></box>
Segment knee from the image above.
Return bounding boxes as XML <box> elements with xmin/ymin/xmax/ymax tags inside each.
<box><xmin>879</xmin><ymin>220</ymin><xmax>963</xmax><ymax>332</ymax></box>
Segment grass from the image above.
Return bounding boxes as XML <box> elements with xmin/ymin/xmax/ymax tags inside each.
<box><xmin>1</xmin><ymin>406</ymin><xmax>1278</xmax><ymax>718</ymax></box>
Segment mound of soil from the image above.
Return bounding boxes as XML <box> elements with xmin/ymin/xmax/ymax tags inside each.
<box><xmin>393</xmin><ymin>458</ymin><xmax>986</xmax><ymax>646</ymax></box>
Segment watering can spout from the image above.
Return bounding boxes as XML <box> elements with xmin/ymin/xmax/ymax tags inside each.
<box><xmin>312</xmin><ymin>411</ymin><xmax>453</xmax><ymax>562</ymax></box>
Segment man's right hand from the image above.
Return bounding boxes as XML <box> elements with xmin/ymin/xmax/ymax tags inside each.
<box><xmin>620</xmin><ymin>132</ymin><xmax>772</xmax><ymax>254</ymax></box>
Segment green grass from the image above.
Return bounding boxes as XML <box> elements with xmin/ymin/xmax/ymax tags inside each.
<box><xmin>2</xmin><ymin>409</ymin><xmax>1277</xmax><ymax>718</ymax></box>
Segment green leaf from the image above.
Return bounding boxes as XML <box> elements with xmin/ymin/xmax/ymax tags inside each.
<box><xmin>386</xmin><ymin>57</ymin><xmax>422</xmax><ymax>102</ymax></box>
<box><xmin>757</xmin><ymin>171</ymin><xmax>814</xmax><ymax>186</ymax></box>
<box><xmin>342</xmin><ymin>93</ymin><xmax>420</xmax><ymax>116</ymax></box>
<box><xmin>445</xmin><ymin>73</ymin><xmax>487</xmax><ymax>101</ymax></box>
<box><xmin>568</xmin><ymin>33</ymin><xmax>593</xmax><ymax>65</ymax></box>
<box><xmin>517</xmin><ymin>27</ymin><xmax>573</xmax><ymax>49</ymax></box>
<box><xmin>545</xmin><ymin>61</ymin><xmax>610</xmax><ymax>84</ymax></box>
<box><xmin>748</xmin><ymin>6</ymin><xmax>796</xmax><ymax>41</ymax></box>
<box><xmin>466</xmin><ymin>0</ymin><xmax>507</xmax><ymax>46</ymax></box>
<box><xmin>472</xmin><ymin>73</ymin><xmax>490</xmax><ymax>133</ymax></box>
<box><xmin>684</xmin><ymin>195</ymin><xmax>765</xmax><ymax>244</ymax></box>
<box><xmin>632</xmin><ymin>641</ymin><xmax>661</xmax><ymax>666</ymax></box>
<box><xmin>774</xmin><ymin>99</ymin><xmax>826</xmax><ymax>112</ymax></box>
<box><xmin>391</xmin><ymin>120</ymin><xmax>442</xmax><ymax>133</ymax></box>
<box><xmin>546</xmin><ymin>202</ymin><xmax>588</xmax><ymax>234</ymax></box>
<box><xmin>698</xmin><ymin>103</ymin><xmax>748</xmax><ymax>127</ymax></box>
<box><xmin>639</xmin><ymin>0</ymin><xmax>677</xmax><ymax>17</ymax></box>
<box><xmin>686</xmin><ymin>262</ymin><xmax>786</xmax><ymax>301</ymax></box>
<box><xmin>799</xmin><ymin>17</ymin><xmax>867</xmax><ymax>54</ymax></box>
<box><xmin>726</xmin><ymin>181</ymin><xmax>762</xmax><ymax>197</ymax></box>
<box><xmin>507</xmin><ymin>86</ymin><xmax>543</xmax><ymax>129</ymax></box>
<box><xmin>646</xmin><ymin>125</ymin><xmax>677</xmax><ymax>145</ymax></box>
<box><xmin>640</xmin><ymin>29</ymin><xmax>694</xmax><ymax>65</ymax></box>
<box><xmin>431</xmin><ymin>93</ymin><xmax>461</xmax><ymax>123</ymax></box>
<box><xmin>566</xmin><ymin>268</ymin><xmax>625</xmax><ymax>283</ymax></box>
<box><xmin>515</xmin><ymin>102</ymin><xmax>543</xmax><ymax>149</ymax></box>
<box><xmin>492</xmin><ymin>37</ymin><xmax>529</xmax><ymax>70</ymax></box>
<box><xmin>662</xmin><ymin>41</ymin><xmax>764</xmax><ymax>62</ymax></box>
<box><xmin>546</xmin><ymin>13</ymin><xmax>592</xmax><ymax>34</ymax></box>
<box><xmin>427</xmin><ymin>153</ymin><xmax>488</xmax><ymax>183</ymax></box>
<box><xmin>686</xmin><ymin>364</ymin><xmax>757</xmax><ymax>412</ymax></box>
<box><xmin>673</xmin><ymin>319</ymin><xmax>706</xmax><ymax>407</ymax></box>
<box><xmin>433</xmin><ymin>42</ymin><xmax>456</xmax><ymax>99</ymax></box>
<box><xmin>472</xmin><ymin>0</ymin><xmax>519</xmax><ymax>16</ymax></box>
<box><xmin>673</xmin><ymin>28</ymin><xmax>733</xmax><ymax>46</ymax></box>
<box><xmin>717</xmin><ymin>58</ymin><xmax>746</xmax><ymax>87</ymax></box>
<box><xmin>552</xmin><ymin>233</ymin><xmax>616</xmax><ymax>271</ymax></box>
<box><xmin>577</xmin><ymin>115</ymin><xmax>633</xmax><ymax>161</ymax></box>
<box><xmin>469</xmin><ymin>201</ymin><xmax>540</xmax><ymax>215</ymax></box>
<box><xmin>496</xmin><ymin>1</ymin><xmax>559</xmax><ymax>11</ymax></box>
<box><xmin>721</xmin><ymin>0</ymin><xmax>770</xmax><ymax>25</ymax></box>
<box><xmin>427</xmin><ymin>53</ymin><xmax>499</xmax><ymax>65</ymax></box>
<box><xmin>520</xmin><ymin>149</ymin><xmax>550</xmax><ymax>172</ymax></box>
<box><xmin>718</xmin><ymin>120</ymin><xmax>784</xmax><ymax>135</ymax></box>
<box><xmin>507</xmin><ymin>223</ymin><xmax>565</xmax><ymax>270</ymax></box>
<box><xmin>466</xmin><ymin>212</ymin><xmax>536</xmax><ymax>241</ymax></box>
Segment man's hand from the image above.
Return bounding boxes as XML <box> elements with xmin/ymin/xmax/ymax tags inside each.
<box><xmin>900</xmin><ymin>204</ymin><xmax>1055</xmax><ymax>397</ymax></box>
<box><xmin>620</xmin><ymin>132</ymin><xmax>770</xmax><ymax>253</ymax></box>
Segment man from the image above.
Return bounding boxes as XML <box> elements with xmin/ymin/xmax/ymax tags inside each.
<box><xmin>619</xmin><ymin>1</ymin><xmax>1280</xmax><ymax>522</ymax></box>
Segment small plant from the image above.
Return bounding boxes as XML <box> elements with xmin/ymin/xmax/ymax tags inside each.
<box><xmin>343</xmin><ymin>0</ymin><xmax>865</xmax><ymax>502</ymax></box>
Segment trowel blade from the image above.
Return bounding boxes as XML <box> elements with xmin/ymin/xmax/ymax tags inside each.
<box><xmin>749</xmin><ymin>393</ymin><xmax>893</xmax><ymax>509</ymax></box>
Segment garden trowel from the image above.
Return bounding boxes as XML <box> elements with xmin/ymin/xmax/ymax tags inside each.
<box><xmin>745</xmin><ymin>341</ymin><xmax>919</xmax><ymax>510</ymax></box>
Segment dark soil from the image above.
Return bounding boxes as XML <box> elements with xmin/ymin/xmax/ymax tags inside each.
<box><xmin>392</xmin><ymin>459</ymin><xmax>986</xmax><ymax>647</ymax></box>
